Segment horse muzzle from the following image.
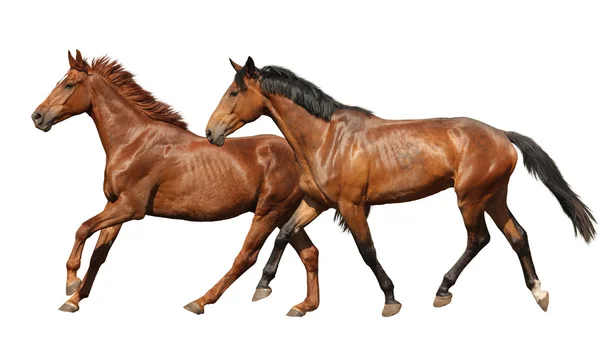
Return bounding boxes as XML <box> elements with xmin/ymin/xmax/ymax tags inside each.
<box><xmin>206</xmin><ymin>128</ymin><xmax>226</xmax><ymax>146</ymax></box>
<box><xmin>31</xmin><ymin>111</ymin><xmax>54</xmax><ymax>132</ymax></box>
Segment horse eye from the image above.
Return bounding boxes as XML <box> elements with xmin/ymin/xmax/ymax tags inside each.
<box><xmin>230</xmin><ymin>90</ymin><xmax>239</xmax><ymax>97</ymax></box>
<box><xmin>65</xmin><ymin>83</ymin><xmax>74</xmax><ymax>89</ymax></box>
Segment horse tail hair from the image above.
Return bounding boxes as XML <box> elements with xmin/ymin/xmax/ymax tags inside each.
<box><xmin>506</xmin><ymin>131</ymin><xmax>596</xmax><ymax>243</ymax></box>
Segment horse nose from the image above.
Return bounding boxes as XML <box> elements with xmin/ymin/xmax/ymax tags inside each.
<box><xmin>206</xmin><ymin>129</ymin><xmax>213</xmax><ymax>142</ymax></box>
<box><xmin>32</xmin><ymin>111</ymin><xmax>43</xmax><ymax>125</ymax></box>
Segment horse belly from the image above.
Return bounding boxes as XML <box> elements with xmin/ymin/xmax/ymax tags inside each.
<box><xmin>367</xmin><ymin>160</ymin><xmax>454</xmax><ymax>204</ymax></box>
<box><xmin>150</xmin><ymin>181</ymin><xmax>255</xmax><ymax>221</ymax></box>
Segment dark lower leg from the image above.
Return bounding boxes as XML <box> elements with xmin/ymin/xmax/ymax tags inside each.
<box><xmin>436</xmin><ymin>213</ymin><xmax>490</xmax><ymax>297</ymax></box>
<box><xmin>504</xmin><ymin>215</ymin><xmax>548</xmax><ymax>310</ymax></box>
<box><xmin>508</xmin><ymin>214</ymin><xmax>540</xmax><ymax>288</ymax></box>
<box><xmin>256</xmin><ymin>233</ymin><xmax>288</xmax><ymax>290</ymax></box>
<box><xmin>65</xmin><ymin>198</ymin><xmax>140</xmax><ymax>294</ymax></box>
<box><xmin>354</xmin><ymin>244</ymin><xmax>396</xmax><ymax>304</ymax></box>
<box><xmin>253</xmin><ymin>197</ymin><xmax>325</xmax><ymax>305</ymax></box>
<box><xmin>61</xmin><ymin>225</ymin><xmax>121</xmax><ymax>311</ymax></box>
<box><xmin>488</xmin><ymin>200</ymin><xmax>549</xmax><ymax>311</ymax></box>
<box><xmin>339</xmin><ymin>203</ymin><xmax>399</xmax><ymax>315</ymax></box>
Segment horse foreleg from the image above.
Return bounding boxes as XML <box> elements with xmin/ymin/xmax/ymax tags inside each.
<box><xmin>62</xmin><ymin>195</ymin><xmax>143</xmax><ymax>311</ymax></box>
<box><xmin>59</xmin><ymin>224</ymin><xmax>122</xmax><ymax>312</ymax></box>
<box><xmin>338</xmin><ymin>201</ymin><xmax>401</xmax><ymax>317</ymax></box>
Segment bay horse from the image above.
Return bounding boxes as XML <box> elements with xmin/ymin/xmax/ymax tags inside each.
<box><xmin>206</xmin><ymin>57</ymin><xmax>596</xmax><ymax>317</ymax></box>
<box><xmin>31</xmin><ymin>50</ymin><xmax>320</xmax><ymax>316</ymax></box>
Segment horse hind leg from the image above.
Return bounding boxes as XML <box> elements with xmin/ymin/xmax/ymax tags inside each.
<box><xmin>183</xmin><ymin>211</ymin><xmax>279</xmax><ymax>315</ymax></box>
<box><xmin>486</xmin><ymin>188</ymin><xmax>549</xmax><ymax>312</ymax></box>
<box><xmin>251</xmin><ymin>227</ymin><xmax>320</xmax><ymax>314</ymax></box>
<box><xmin>434</xmin><ymin>201</ymin><xmax>490</xmax><ymax>307</ymax></box>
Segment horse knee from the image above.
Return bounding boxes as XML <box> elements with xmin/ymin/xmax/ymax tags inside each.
<box><xmin>275</xmin><ymin>227</ymin><xmax>293</xmax><ymax>246</ymax></box>
<box><xmin>75</xmin><ymin>223</ymin><xmax>92</xmax><ymax>242</ymax></box>
<box><xmin>300</xmin><ymin>246</ymin><xmax>319</xmax><ymax>272</ymax></box>
<box><xmin>235</xmin><ymin>250</ymin><xmax>260</xmax><ymax>271</ymax></box>
<box><xmin>247</xmin><ymin>251</ymin><xmax>260</xmax><ymax>266</ymax></box>
<box><xmin>476</xmin><ymin>230</ymin><xmax>491</xmax><ymax>248</ymax></box>
<box><xmin>467</xmin><ymin>226</ymin><xmax>490</xmax><ymax>251</ymax></box>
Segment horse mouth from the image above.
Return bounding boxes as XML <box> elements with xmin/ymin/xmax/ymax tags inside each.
<box><xmin>41</xmin><ymin>122</ymin><xmax>53</xmax><ymax>132</ymax></box>
<box><xmin>35</xmin><ymin>120</ymin><xmax>54</xmax><ymax>132</ymax></box>
<box><xmin>215</xmin><ymin>134</ymin><xmax>225</xmax><ymax>146</ymax></box>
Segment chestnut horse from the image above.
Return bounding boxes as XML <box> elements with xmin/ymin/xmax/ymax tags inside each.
<box><xmin>206</xmin><ymin>57</ymin><xmax>596</xmax><ymax>317</ymax></box>
<box><xmin>32</xmin><ymin>50</ymin><xmax>320</xmax><ymax>316</ymax></box>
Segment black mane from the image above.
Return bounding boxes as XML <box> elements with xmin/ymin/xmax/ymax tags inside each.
<box><xmin>258</xmin><ymin>66</ymin><xmax>373</xmax><ymax>121</ymax></box>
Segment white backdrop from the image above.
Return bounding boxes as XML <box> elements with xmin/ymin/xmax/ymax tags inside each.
<box><xmin>1</xmin><ymin>1</ymin><xmax>599</xmax><ymax>362</ymax></box>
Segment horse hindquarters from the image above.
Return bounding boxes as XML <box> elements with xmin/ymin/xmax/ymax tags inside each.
<box><xmin>434</xmin><ymin>130</ymin><xmax>517</xmax><ymax>307</ymax></box>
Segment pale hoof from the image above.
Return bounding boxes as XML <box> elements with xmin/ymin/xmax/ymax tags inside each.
<box><xmin>58</xmin><ymin>301</ymin><xmax>79</xmax><ymax>313</ymax></box>
<box><xmin>535</xmin><ymin>291</ymin><xmax>550</xmax><ymax>312</ymax></box>
<box><xmin>183</xmin><ymin>301</ymin><xmax>204</xmax><ymax>315</ymax></box>
<box><xmin>531</xmin><ymin>280</ymin><xmax>550</xmax><ymax>312</ymax></box>
<box><xmin>433</xmin><ymin>293</ymin><xmax>453</xmax><ymax>308</ymax></box>
<box><xmin>66</xmin><ymin>279</ymin><xmax>81</xmax><ymax>296</ymax></box>
<box><xmin>286</xmin><ymin>307</ymin><xmax>306</xmax><ymax>317</ymax></box>
<box><xmin>252</xmin><ymin>287</ymin><xmax>272</xmax><ymax>302</ymax></box>
<box><xmin>382</xmin><ymin>302</ymin><xmax>402</xmax><ymax>317</ymax></box>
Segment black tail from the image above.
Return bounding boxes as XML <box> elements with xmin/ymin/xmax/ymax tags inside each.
<box><xmin>334</xmin><ymin>205</ymin><xmax>371</xmax><ymax>233</ymax></box>
<box><xmin>506</xmin><ymin>131</ymin><xmax>596</xmax><ymax>243</ymax></box>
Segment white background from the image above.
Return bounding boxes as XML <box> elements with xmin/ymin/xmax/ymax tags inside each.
<box><xmin>1</xmin><ymin>1</ymin><xmax>599</xmax><ymax>362</ymax></box>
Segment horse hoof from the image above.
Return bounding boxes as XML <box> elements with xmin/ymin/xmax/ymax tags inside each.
<box><xmin>183</xmin><ymin>301</ymin><xmax>204</xmax><ymax>315</ymax></box>
<box><xmin>433</xmin><ymin>293</ymin><xmax>453</xmax><ymax>308</ymax></box>
<box><xmin>286</xmin><ymin>307</ymin><xmax>306</xmax><ymax>317</ymax></box>
<box><xmin>66</xmin><ymin>279</ymin><xmax>81</xmax><ymax>296</ymax></box>
<box><xmin>58</xmin><ymin>301</ymin><xmax>79</xmax><ymax>313</ymax></box>
<box><xmin>382</xmin><ymin>302</ymin><xmax>402</xmax><ymax>317</ymax></box>
<box><xmin>252</xmin><ymin>287</ymin><xmax>272</xmax><ymax>302</ymax></box>
<box><xmin>535</xmin><ymin>291</ymin><xmax>550</xmax><ymax>312</ymax></box>
<box><xmin>531</xmin><ymin>281</ymin><xmax>549</xmax><ymax>312</ymax></box>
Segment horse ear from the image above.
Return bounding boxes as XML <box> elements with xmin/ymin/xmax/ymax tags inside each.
<box><xmin>68</xmin><ymin>50</ymin><xmax>77</xmax><ymax>69</ymax></box>
<box><xmin>245</xmin><ymin>56</ymin><xmax>258</xmax><ymax>78</ymax></box>
<box><xmin>75</xmin><ymin>49</ymin><xmax>83</xmax><ymax>64</ymax></box>
<box><xmin>229</xmin><ymin>58</ymin><xmax>243</xmax><ymax>72</ymax></box>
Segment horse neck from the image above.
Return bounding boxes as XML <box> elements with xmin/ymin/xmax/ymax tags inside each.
<box><xmin>265</xmin><ymin>95</ymin><xmax>330</xmax><ymax>168</ymax></box>
<box><xmin>86</xmin><ymin>75</ymin><xmax>151</xmax><ymax>158</ymax></box>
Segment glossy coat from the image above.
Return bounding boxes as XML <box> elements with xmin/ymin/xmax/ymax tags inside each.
<box><xmin>32</xmin><ymin>51</ymin><xmax>320</xmax><ymax>315</ymax></box>
<box><xmin>206</xmin><ymin>57</ymin><xmax>595</xmax><ymax>316</ymax></box>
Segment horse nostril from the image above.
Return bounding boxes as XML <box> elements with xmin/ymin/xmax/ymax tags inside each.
<box><xmin>32</xmin><ymin>112</ymin><xmax>43</xmax><ymax>124</ymax></box>
<box><xmin>206</xmin><ymin>129</ymin><xmax>212</xmax><ymax>139</ymax></box>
